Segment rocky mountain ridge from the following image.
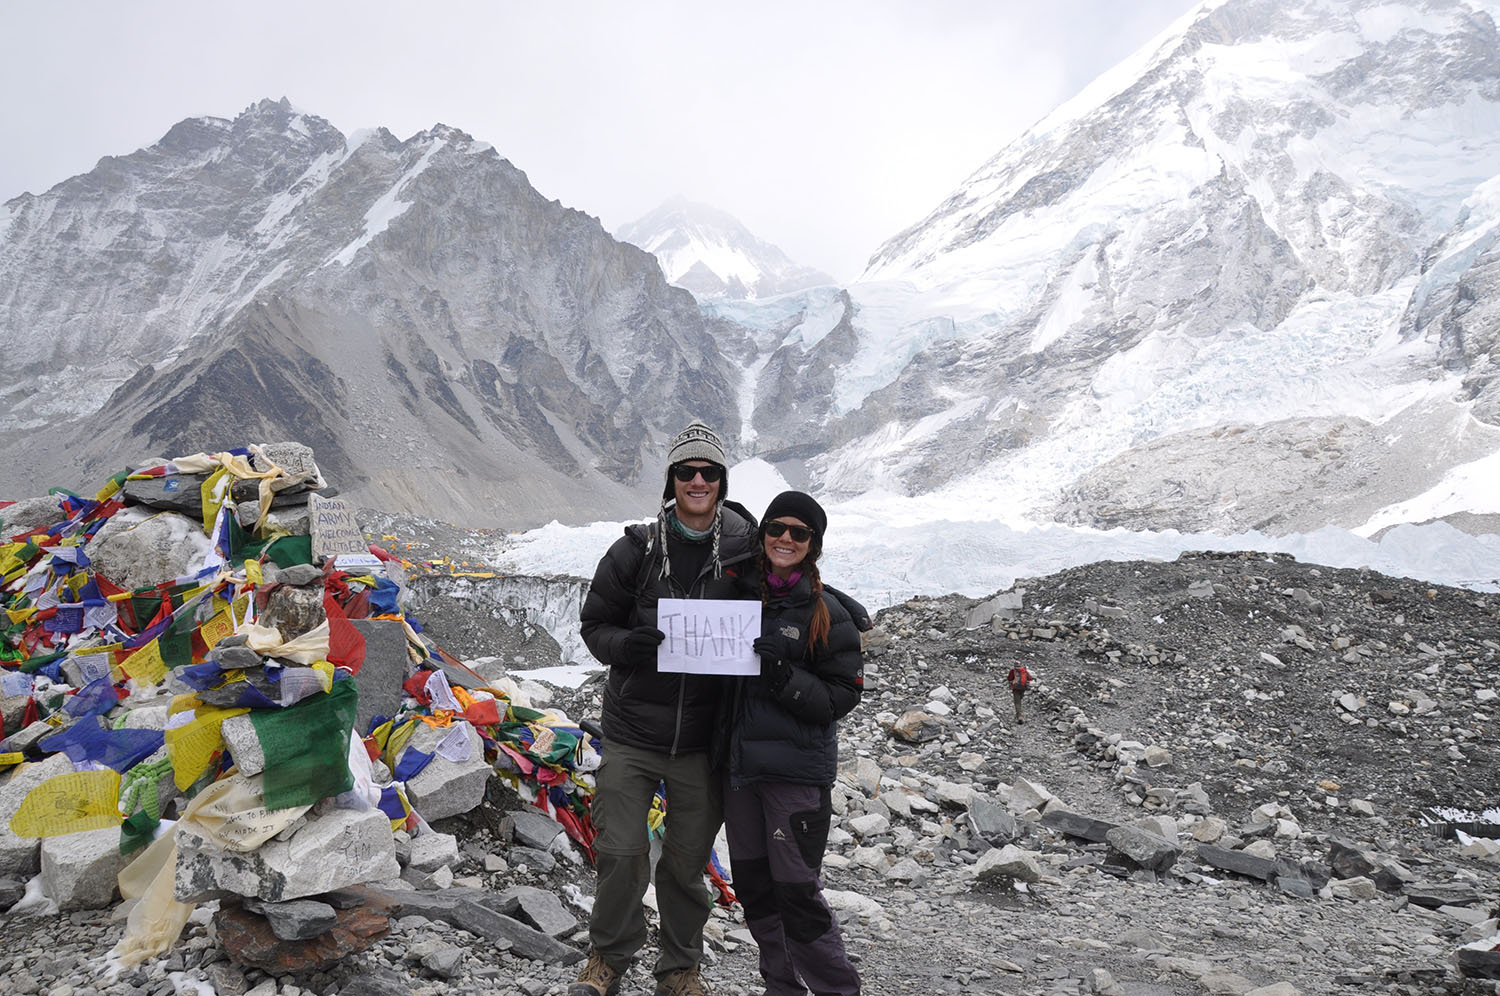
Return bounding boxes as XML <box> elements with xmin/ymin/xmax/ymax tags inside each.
<box><xmin>0</xmin><ymin>99</ymin><xmax>750</xmax><ymax>528</ymax></box>
<box><xmin>6</xmin><ymin>1</ymin><xmax>1500</xmax><ymax>541</ymax></box>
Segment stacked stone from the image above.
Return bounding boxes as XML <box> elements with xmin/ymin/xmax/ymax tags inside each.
<box><xmin>0</xmin><ymin>444</ymin><xmax>518</xmax><ymax>972</ymax></box>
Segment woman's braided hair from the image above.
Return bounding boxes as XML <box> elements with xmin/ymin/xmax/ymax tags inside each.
<box><xmin>759</xmin><ymin>531</ymin><xmax>831</xmax><ymax>647</ymax></box>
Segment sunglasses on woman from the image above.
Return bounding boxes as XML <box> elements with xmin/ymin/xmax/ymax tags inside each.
<box><xmin>672</xmin><ymin>463</ymin><xmax>724</xmax><ymax>483</ymax></box>
<box><xmin>763</xmin><ymin>521</ymin><xmax>813</xmax><ymax>543</ymax></box>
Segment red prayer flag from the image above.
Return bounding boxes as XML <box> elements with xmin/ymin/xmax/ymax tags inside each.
<box><xmin>322</xmin><ymin>593</ymin><xmax>366</xmax><ymax>674</ymax></box>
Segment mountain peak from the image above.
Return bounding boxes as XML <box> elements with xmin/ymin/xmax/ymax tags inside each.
<box><xmin>618</xmin><ymin>198</ymin><xmax>834</xmax><ymax>300</ymax></box>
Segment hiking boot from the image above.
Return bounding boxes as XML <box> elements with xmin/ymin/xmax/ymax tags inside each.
<box><xmin>655</xmin><ymin>964</ymin><xmax>709</xmax><ymax>996</ymax></box>
<box><xmin>569</xmin><ymin>948</ymin><xmax>624</xmax><ymax>996</ymax></box>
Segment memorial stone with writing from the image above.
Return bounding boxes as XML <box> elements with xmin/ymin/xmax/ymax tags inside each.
<box><xmin>309</xmin><ymin>495</ymin><xmax>370</xmax><ymax>562</ymax></box>
<box><xmin>253</xmin><ymin>443</ymin><xmax>325</xmax><ymax>483</ymax></box>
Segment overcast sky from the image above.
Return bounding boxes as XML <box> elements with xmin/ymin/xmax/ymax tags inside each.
<box><xmin>1</xmin><ymin>1</ymin><xmax>1195</xmax><ymax>282</ymax></box>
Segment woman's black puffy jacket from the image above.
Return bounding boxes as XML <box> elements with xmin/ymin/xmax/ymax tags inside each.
<box><xmin>728</xmin><ymin>572</ymin><xmax>864</xmax><ymax>788</ymax></box>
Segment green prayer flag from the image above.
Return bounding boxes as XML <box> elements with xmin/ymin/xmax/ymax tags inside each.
<box><xmin>227</xmin><ymin>516</ymin><xmax>314</xmax><ymax>569</ymax></box>
<box><xmin>119</xmin><ymin>810</ymin><xmax>159</xmax><ymax>856</ymax></box>
<box><xmin>263</xmin><ymin>535</ymin><xmax>313</xmax><ymax>569</ymax></box>
<box><xmin>158</xmin><ymin>630</ymin><xmax>192</xmax><ymax>670</ymax></box>
<box><xmin>250</xmin><ymin>678</ymin><xmax>359</xmax><ymax>810</ymax></box>
<box><xmin>19</xmin><ymin>650</ymin><xmax>68</xmax><ymax>674</ymax></box>
<box><xmin>125</xmin><ymin>594</ymin><xmax>164</xmax><ymax>633</ymax></box>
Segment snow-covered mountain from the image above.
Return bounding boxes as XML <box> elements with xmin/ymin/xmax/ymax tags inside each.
<box><xmin>617</xmin><ymin>197</ymin><xmax>834</xmax><ymax>300</ymax></box>
<box><xmin>726</xmin><ymin>0</ymin><xmax>1500</xmax><ymax>536</ymax></box>
<box><xmin>0</xmin><ymin>100</ymin><xmax>751</xmax><ymax>527</ymax></box>
<box><xmin>5</xmin><ymin>0</ymin><xmax>1500</xmax><ymax>540</ymax></box>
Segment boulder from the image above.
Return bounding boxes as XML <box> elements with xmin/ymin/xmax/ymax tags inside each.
<box><xmin>401</xmin><ymin>722</ymin><xmax>492</xmax><ymax>822</ymax></box>
<box><xmin>487</xmin><ymin>884</ymin><xmax>579</xmax><ymax>937</ymax></box>
<box><xmin>376</xmin><ymin>886</ymin><xmax>584</xmax><ymax>964</ymax></box>
<box><xmin>1040</xmin><ymin>807</ymin><xmax>1117</xmax><ymax>843</ymax></box>
<box><xmin>406</xmin><ymin>831</ymin><xmax>460</xmax><ymax>873</ymax></box>
<box><xmin>1197</xmin><ymin>843</ymin><xmax>1277</xmax><ymax>882</ymax></box>
<box><xmin>973</xmin><ymin>844</ymin><xmax>1042</xmax><ymax>883</ymax></box>
<box><xmin>85</xmin><ymin>506</ymin><xmax>214</xmax><ymax>591</ymax></box>
<box><xmin>217</xmin><ymin>887</ymin><xmax>395</xmax><ymax>974</ymax></box>
<box><xmin>1009</xmin><ymin>777</ymin><xmax>1057</xmax><ymax>815</ymax></box>
<box><xmin>176</xmin><ymin>807</ymin><xmax>400</xmax><ymax>903</ymax></box>
<box><xmin>41</xmin><ymin>827</ymin><xmax>129</xmax><ymax>910</ymax></box>
<box><xmin>507</xmin><ymin>808</ymin><xmax>567</xmax><ymax>851</ymax></box>
<box><xmin>968</xmin><ymin>793</ymin><xmax>1018</xmax><ymax>845</ymax></box>
<box><xmin>242</xmin><ymin>896</ymin><xmax>340</xmax><ymax>940</ymax></box>
<box><xmin>1106</xmin><ymin>825</ymin><xmax>1180</xmax><ymax>872</ymax></box>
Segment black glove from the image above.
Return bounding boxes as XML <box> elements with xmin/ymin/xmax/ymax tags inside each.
<box><xmin>754</xmin><ymin>636</ymin><xmax>792</xmax><ymax>691</ymax></box>
<box><xmin>621</xmin><ymin>626</ymin><xmax>665</xmax><ymax>669</ymax></box>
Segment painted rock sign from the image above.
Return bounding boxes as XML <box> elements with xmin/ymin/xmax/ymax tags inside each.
<box><xmin>309</xmin><ymin>495</ymin><xmax>368</xmax><ymax>560</ymax></box>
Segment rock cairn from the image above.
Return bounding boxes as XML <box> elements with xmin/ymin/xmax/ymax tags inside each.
<box><xmin>0</xmin><ymin>445</ymin><xmax>600</xmax><ymax>990</ymax></box>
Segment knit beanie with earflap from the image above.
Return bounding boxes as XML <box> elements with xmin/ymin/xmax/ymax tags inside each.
<box><xmin>661</xmin><ymin>420</ymin><xmax>729</xmax><ymax>502</ymax></box>
<box><xmin>654</xmin><ymin>419</ymin><xmax>730</xmax><ymax>581</ymax></box>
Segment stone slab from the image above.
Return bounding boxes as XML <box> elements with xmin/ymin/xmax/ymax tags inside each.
<box><xmin>176</xmin><ymin>806</ymin><xmax>400</xmax><ymax>903</ymax></box>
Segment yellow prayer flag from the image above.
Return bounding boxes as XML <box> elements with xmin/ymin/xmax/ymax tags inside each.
<box><xmin>10</xmin><ymin>769</ymin><xmax>124</xmax><ymax>837</ymax></box>
<box><xmin>384</xmin><ymin>718</ymin><xmax>419</xmax><ymax>769</ymax></box>
<box><xmin>310</xmin><ymin>660</ymin><xmax>335</xmax><ymax>692</ymax></box>
<box><xmin>368</xmin><ymin>718</ymin><xmax>394</xmax><ymax>755</ymax></box>
<box><xmin>164</xmin><ymin>704</ymin><xmax>250</xmax><ymax>791</ymax></box>
<box><xmin>198</xmin><ymin>610</ymin><xmax>235</xmax><ymax>650</ymax></box>
<box><xmin>244</xmin><ymin>560</ymin><xmax>263</xmax><ymax>586</ymax></box>
<box><xmin>73</xmin><ymin>642</ymin><xmax>123</xmax><ymax>656</ymax></box>
<box><xmin>121</xmin><ymin>640</ymin><xmax>168</xmax><ymax>686</ymax></box>
<box><xmin>200</xmin><ymin>466</ymin><xmax>230</xmax><ymax>537</ymax></box>
<box><xmin>0</xmin><ymin>752</ymin><xmax>23</xmax><ymax>770</ymax></box>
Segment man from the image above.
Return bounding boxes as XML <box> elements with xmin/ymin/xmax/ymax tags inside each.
<box><xmin>572</xmin><ymin>420</ymin><xmax>758</xmax><ymax>996</ymax></box>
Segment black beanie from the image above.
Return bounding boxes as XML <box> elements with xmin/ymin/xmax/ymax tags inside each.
<box><xmin>762</xmin><ymin>491</ymin><xmax>827</xmax><ymax>544</ymax></box>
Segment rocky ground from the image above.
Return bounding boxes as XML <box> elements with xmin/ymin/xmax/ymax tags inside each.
<box><xmin>5</xmin><ymin>550</ymin><xmax>1500</xmax><ymax>996</ymax></box>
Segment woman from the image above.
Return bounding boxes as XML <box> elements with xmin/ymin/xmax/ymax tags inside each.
<box><xmin>725</xmin><ymin>490</ymin><xmax>863</xmax><ymax>996</ymax></box>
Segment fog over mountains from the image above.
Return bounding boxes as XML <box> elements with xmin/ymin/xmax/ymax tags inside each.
<box><xmin>3</xmin><ymin>0</ymin><xmax>1500</xmax><ymax>536</ymax></box>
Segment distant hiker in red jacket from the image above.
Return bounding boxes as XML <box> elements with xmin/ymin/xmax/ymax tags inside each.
<box><xmin>1007</xmin><ymin>664</ymin><xmax>1032</xmax><ymax>724</ymax></box>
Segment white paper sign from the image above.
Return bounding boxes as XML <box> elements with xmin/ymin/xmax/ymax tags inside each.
<box><xmin>656</xmin><ymin>598</ymin><xmax>761</xmax><ymax>676</ymax></box>
<box><xmin>435</xmin><ymin>722</ymin><xmax>474</xmax><ymax>762</ymax></box>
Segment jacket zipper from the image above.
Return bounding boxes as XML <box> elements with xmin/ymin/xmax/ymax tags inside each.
<box><xmin>666</xmin><ymin>533</ymin><xmax>749</xmax><ymax>757</ymax></box>
<box><xmin>668</xmin><ymin>565</ymin><xmax>688</xmax><ymax>757</ymax></box>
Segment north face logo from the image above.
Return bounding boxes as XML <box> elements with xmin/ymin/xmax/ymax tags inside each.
<box><xmin>779</xmin><ymin>625</ymin><xmax>800</xmax><ymax>640</ymax></box>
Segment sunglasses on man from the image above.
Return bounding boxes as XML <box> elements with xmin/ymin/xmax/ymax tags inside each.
<box><xmin>763</xmin><ymin>521</ymin><xmax>813</xmax><ymax>543</ymax></box>
<box><xmin>672</xmin><ymin>463</ymin><xmax>725</xmax><ymax>483</ymax></box>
